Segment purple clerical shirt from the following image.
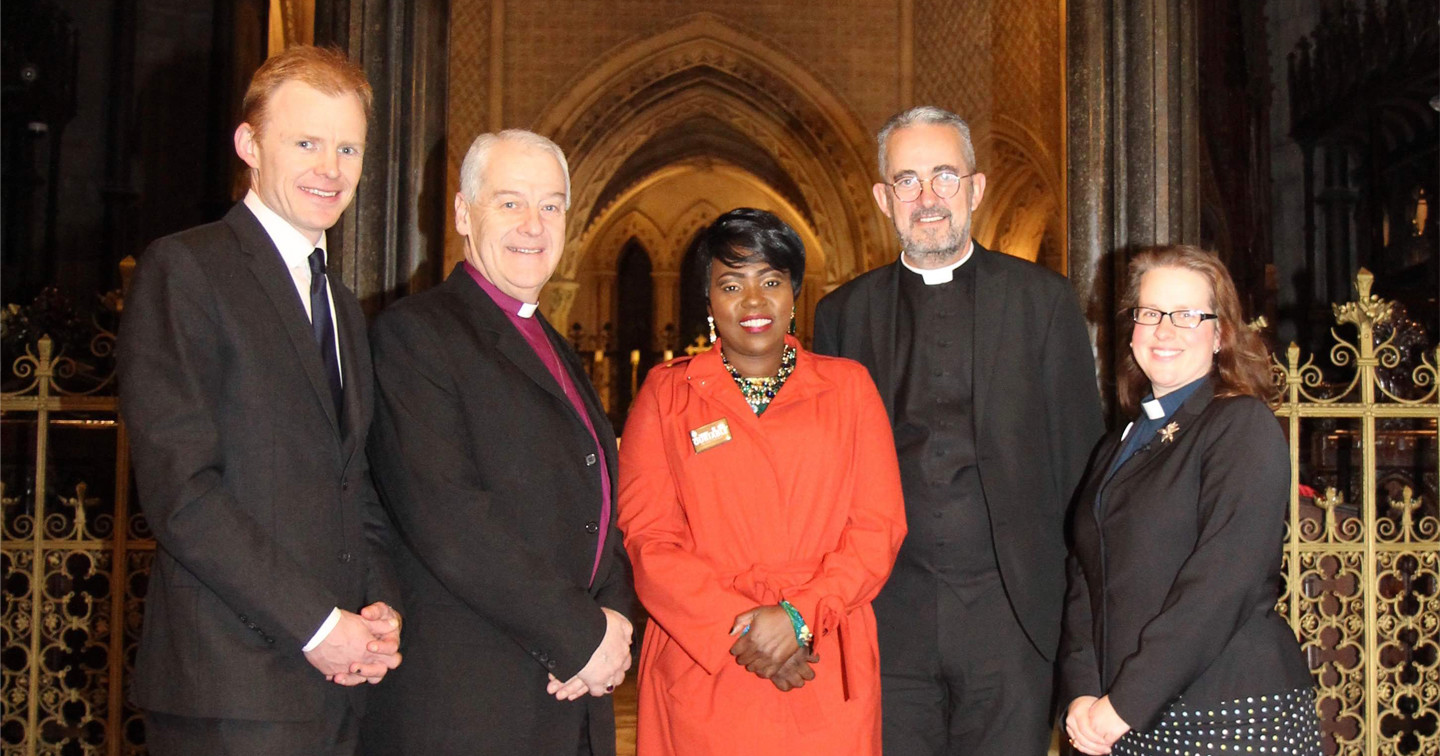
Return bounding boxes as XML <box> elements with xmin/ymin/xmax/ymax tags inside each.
<box><xmin>465</xmin><ymin>263</ymin><xmax>612</xmax><ymax>586</ymax></box>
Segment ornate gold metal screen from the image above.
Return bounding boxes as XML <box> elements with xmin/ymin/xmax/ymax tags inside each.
<box><xmin>1</xmin><ymin>319</ymin><xmax>151</xmax><ymax>756</ymax></box>
<box><xmin>1275</xmin><ymin>270</ymin><xmax>1439</xmax><ymax>755</ymax></box>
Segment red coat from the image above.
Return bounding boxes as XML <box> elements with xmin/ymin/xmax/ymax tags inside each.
<box><xmin>618</xmin><ymin>338</ymin><xmax>907</xmax><ymax>755</ymax></box>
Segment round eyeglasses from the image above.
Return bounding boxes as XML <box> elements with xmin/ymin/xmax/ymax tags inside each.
<box><xmin>1129</xmin><ymin>307</ymin><xmax>1218</xmax><ymax>329</ymax></box>
<box><xmin>884</xmin><ymin>171</ymin><xmax>976</xmax><ymax>202</ymax></box>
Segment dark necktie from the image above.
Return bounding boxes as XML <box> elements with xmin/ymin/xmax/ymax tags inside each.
<box><xmin>308</xmin><ymin>249</ymin><xmax>344</xmax><ymax>419</ymax></box>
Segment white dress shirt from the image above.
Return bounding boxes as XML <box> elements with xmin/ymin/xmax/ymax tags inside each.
<box><xmin>243</xmin><ymin>191</ymin><xmax>344</xmax><ymax>386</ymax></box>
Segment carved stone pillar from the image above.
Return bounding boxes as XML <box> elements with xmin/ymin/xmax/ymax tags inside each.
<box><xmin>1067</xmin><ymin>0</ymin><xmax>1200</xmax><ymax>417</ymax></box>
<box><xmin>593</xmin><ymin>270</ymin><xmax>617</xmax><ymax>334</ymax></box>
<box><xmin>315</xmin><ymin>0</ymin><xmax>451</xmax><ymax>315</ymax></box>
<box><xmin>651</xmin><ymin>269</ymin><xmax>680</xmax><ymax>349</ymax></box>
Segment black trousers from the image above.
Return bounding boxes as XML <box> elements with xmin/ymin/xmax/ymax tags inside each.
<box><xmin>145</xmin><ymin>685</ymin><xmax>357</xmax><ymax>756</ymax></box>
<box><xmin>877</xmin><ymin>570</ymin><xmax>1054</xmax><ymax>756</ymax></box>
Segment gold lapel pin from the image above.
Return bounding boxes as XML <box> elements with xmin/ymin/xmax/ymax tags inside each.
<box><xmin>1159</xmin><ymin>421</ymin><xmax>1179</xmax><ymax>444</ymax></box>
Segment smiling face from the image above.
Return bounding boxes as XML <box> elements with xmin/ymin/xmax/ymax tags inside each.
<box><xmin>708</xmin><ymin>252</ymin><xmax>794</xmax><ymax>378</ymax></box>
<box><xmin>1131</xmin><ymin>266</ymin><xmax>1221</xmax><ymax>397</ymax></box>
<box><xmin>872</xmin><ymin>122</ymin><xmax>986</xmax><ymax>268</ymax></box>
<box><xmin>234</xmin><ymin>80</ymin><xmax>367</xmax><ymax>245</ymax></box>
<box><xmin>454</xmin><ymin>140</ymin><xmax>568</xmax><ymax>302</ymax></box>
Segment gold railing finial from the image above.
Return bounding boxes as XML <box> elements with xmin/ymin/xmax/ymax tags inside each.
<box><xmin>37</xmin><ymin>334</ymin><xmax>54</xmax><ymax>374</ymax></box>
<box><xmin>1377</xmin><ymin>485</ymin><xmax>1440</xmax><ymax>544</ymax></box>
<box><xmin>1332</xmin><ymin>267</ymin><xmax>1393</xmax><ymax>342</ymax></box>
<box><xmin>1393</xmin><ymin>486</ymin><xmax>1418</xmax><ymax>533</ymax></box>
<box><xmin>1355</xmin><ymin>267</ymin><xmax>1374</xmax><ymax>301</ymax></box>
<box><xmin>1317</xmin><ymin>487</ymin><xmax>1344</xmax><ymax>540</ymax></box>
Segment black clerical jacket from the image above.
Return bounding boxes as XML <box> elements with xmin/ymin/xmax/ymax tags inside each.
<box><xmin>1058</xmin><ymin>381</ymin><xmax>1313</xmax><ymax>730</ymax></box>
<box><xmin>813</xmin><ymin>242</ymin><xmax>1104</xmax><ymax>659</ymax></box>
<box><xmin>361</xmin><ymin>265</ymin><xmax>635</xmax><ymax>756</ymax></box>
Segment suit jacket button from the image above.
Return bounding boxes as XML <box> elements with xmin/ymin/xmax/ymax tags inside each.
<box><xmin>265</xmin><ymin>636</ymin><xmax>275</xmax><ymax>645</ymax></box>
<box><xmin>584</xmin><ymin>521</ymin><xmax>599</xmax><ymax>535</ymax></box>
<box><xmin>547</xmin><ymin>660</ymin><xmax>558</xmax><ymax>670</ymax></box>
<box><xmin>338</xmin><ymin>551</ymin><xmax>353</xmax><ymax>563</ymax></box>
<box><xmin>342</xmin><ymin>482</ymin><xmax>350</xmax><ymax>492</ymax></box>
<box><xmin>585</xmin><ymin>453</ymin><xmax>597</xmax><ymax>466</ymax></box>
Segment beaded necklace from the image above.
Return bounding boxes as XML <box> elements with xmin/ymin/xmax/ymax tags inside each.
<box><xmin>721</xmin><ymin>345</ymin><xmax>797</xmax><ymax>416</ymax></box>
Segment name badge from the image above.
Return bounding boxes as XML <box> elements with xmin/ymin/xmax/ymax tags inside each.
<box><xmin>689</xmin><ymin>418</ymin><xmax>732</xmax><ymax>453</ymax></box>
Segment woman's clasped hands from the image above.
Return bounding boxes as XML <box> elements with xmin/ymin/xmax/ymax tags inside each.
<box><xmin>1065</xmin><ymin>695</ymin><xmax>1132</xmax><ymax>755</ymax></box>
<box><xmin>728</xmin><ymin>605</ymin><xmax>819</xmax><ymax>692</ymax></box>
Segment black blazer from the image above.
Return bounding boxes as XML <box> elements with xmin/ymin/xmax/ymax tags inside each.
<box><xmin>813</xmin><ymin>243</ymin><xmax>1104</xmax><ymax>659</ymax></box>
<box><xmin>118</xmin><ymin>203</ymin><xmax>400</xmax><ymax>720</ymax></box>
<box><xmin>361</xmin><ymin>266</ymin><xmax>635</xmax><ymax>756</ymax></box>
<box><xmin>1058</xmin><ymin>381</ymin><xmax>1313</xmax><ymax>730</ymax></box>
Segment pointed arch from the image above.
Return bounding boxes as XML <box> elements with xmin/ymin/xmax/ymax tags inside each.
<box><xmin>665</xmin><ymin>200</ymin><xmax>724</xmax><ymax>261</ymax></box>
<box><xmin>532</xmin><ymin>13</ymin><xmax>887</xmax><ymax>287</ymax></box>
<box><xmin>587</xmin><ymin>210</ymin><xmax>667</xmax><ymax>274</ymax></box>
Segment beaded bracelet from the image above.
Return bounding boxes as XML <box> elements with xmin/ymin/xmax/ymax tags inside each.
<box><xmin>778</xmin><ymin>600</ymin><xmax>814</xmax><ymax>650</ymax></box>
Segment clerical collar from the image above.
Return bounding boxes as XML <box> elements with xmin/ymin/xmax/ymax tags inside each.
<box><xmin>899</xmin><ymin>241</ymin><xmax>973</xmax><ymax>285</ymax></box>
<box><xmin>1122</xmin><ymin>376</ymin><xmax>1208</xmax><ymax>441</ymax></box>
<box><xmin>464</xmin><ymin>261</ymin><xmax>539</xmax><ymax>318</ymax></box>
<box><xmin>1142</xmin><ymin>376</ymin><xmax>1208</xmax><ymax>421</ymax></box>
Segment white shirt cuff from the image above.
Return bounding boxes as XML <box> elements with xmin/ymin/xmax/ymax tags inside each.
<box><xmin>302</xmin><ymin>607</ymin><xmax>343</xmax><ymax>651</ymax></box>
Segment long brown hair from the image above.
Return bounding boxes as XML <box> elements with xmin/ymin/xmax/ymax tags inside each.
<box><xmin>1116</xmin><ymin>246</ymin><xmax>1274</xmax><ymax>416</ymax></box>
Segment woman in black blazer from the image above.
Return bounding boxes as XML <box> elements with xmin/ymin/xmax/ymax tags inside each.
<box><xmin>1061</xmin><ymin>246</ymin><xmax>1321</xmax><ymax>755</ymax></box>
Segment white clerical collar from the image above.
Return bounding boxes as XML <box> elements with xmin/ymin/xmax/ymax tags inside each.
<box><xmin>899</xmin><ymin>242</ymin><xmax>973</xmax><ymax>285</ymax></box>
<box><xmin>463</xmin><ymin>261</ymin><xmax>541</xmax><ymax>318</ymax></box>
<box><xmin>1124</xmin><ymin>398</ymin><xmax>1166</xmax><ymax>439</ymax></box>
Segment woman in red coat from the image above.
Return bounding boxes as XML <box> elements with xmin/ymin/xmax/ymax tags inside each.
<box><xmin>618</xmin><ymin>208</ymin><xmax>907</xmax><ymax>755</ymax></box>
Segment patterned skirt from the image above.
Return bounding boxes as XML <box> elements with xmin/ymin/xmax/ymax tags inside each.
<box><xmin>1111</xmin><ymin>687</ymin><xmax>1322</xmax><ymax>755</ymax></box>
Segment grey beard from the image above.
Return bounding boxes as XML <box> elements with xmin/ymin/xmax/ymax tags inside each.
<box><xmin>899</xmin><ymin>220</ymin><xmax>969</xmax><ymax>266</ymax></box>
<box><xmin>903</xmin><ymin>238</ymin><xmax>962</xmax><ymax>264</ymax></box>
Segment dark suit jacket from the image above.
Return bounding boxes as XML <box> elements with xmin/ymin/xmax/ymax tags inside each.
<box><xmin>118</xmin><ymin>203</ymin><xmax>400</xmax><ymax>721</ymax></box>
<box><xmin>1058</xmin><ymin>381</ymin><xmax>1313</xmax><ymax>730</ymax></box>
<box><xmin>812</xmin><ymin>243</ymin><xmax>1103</xmax><ymax>659</ymax></box>
<box><xmin>361</xmin><ymin>266</ymin><xmax>635</xmax><ymax>756</ymax></box>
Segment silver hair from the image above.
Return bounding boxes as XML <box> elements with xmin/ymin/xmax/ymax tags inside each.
<box><xmin>876</xmin><ymin>105</ymin><xmax>977</xmax><ymax>180</ymax></box>
<box><xmin>458</xmin><ymin>129</ymin><xmax>571</xmax><ymax>209</ymax></box>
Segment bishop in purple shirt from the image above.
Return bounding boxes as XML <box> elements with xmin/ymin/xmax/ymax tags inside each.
<box><xmin>360</xmin><ymin>130</ymin><xmax>636</xmax><ymax>756</ymax></box>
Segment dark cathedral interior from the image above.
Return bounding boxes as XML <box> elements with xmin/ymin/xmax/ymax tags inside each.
<box><xmin>1</xmin><ymin>0</ymin><xmax>1437</xmax><ymax>754</ymax></box>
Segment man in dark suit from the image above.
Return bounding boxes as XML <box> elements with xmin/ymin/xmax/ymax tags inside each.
<box><xmin>360</xmin><ymin>130</ymin><xmax>635</xmax><ymax>756</ymax></box>
<box><xmin>118</xmin><ymin>46</ymin><xmax>403</xmax><ymax>755</ymax></box>
<box><xmin>813</xmin><ymin>105</ymin><xmax>1105</xmax><ymax>756</ymax></box>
